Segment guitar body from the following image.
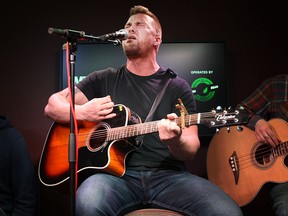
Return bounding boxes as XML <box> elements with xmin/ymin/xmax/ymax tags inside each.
<box><xmin>38</xmin><ymin>102</ymin><xmax>250</xmax><ymax>187</ymax></box>
<box><xmin>38</xmin><ymin>104</ymin><xmax>142</xmax><ymax>186</ymax></box>
<box><xmin>207</xmin><ymin>118</ymin><xmax>288</xmax><ymax>207</ymax></box>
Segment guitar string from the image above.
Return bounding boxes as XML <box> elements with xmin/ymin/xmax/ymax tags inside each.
<box><xmin>51</xmin><ymin>110</ymin><xmax>245</xmax><ymax>151</ymax></box>
<box><xmin>232</xmin><ymin>141</ymin><xmax>288</xmax><ymax>170</ymax></box>
<box><xmin>75</xmin><ymin>111</ymin><xmax>242</xmax><ymax>141</ymax></box>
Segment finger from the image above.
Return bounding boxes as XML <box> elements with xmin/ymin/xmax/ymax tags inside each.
<box><xmin>170</xmin><ymin>123</ymin><xmax>181</xmax><ymax>135</ymax></box>
<box><xmin>267</xmin><ymin>134</ymin><xmax>279</xmax><ymax>147</ymax></box>
<box><xmin>93</xmin><ymin>95</ymin><xmax>112</xmax><ymax>104</ymax></box>
<box><xmin>167</xmin><ymin>113</ymin><xmax>177</xmax><ymax>120</ymax></box>
<box><xmin>264</xmin><ymin>134</ymin><xmax>277</xmax><ymax>147</ymax></box>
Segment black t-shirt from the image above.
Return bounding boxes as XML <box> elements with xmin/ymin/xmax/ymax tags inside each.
<box><xmin>77</xmin><ymin>65</ymin><xmax>197</xmax><ymax>171</ymax></box>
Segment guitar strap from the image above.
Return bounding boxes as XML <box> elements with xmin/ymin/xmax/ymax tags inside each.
<box><xmin>135</xmin><ymin>68</ymin><xmax>176</xmax><ymax>145</ymax></box>
<box><xmin>145</xmin><ymin>79</ymin><xmax>172</xmax><ymax>122</ymax></box>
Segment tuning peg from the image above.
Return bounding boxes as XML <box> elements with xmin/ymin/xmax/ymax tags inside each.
<box><xmin>237</xmin><ymin>126</ymin><xmax>243</xmax><ymax>132</ymax></box>
<box><xmin>227</xmin><ymin>127</ymin><xmax>230</xmax><ymax>133</ymax></box>
<box><xmin>238</xmin><ymin>106</ymin><xmax>245</xmax><ymax>110</ymax></box>
<box><xmin>216</xmin><ymin>106</ymin><xmax>222</xmax><ymax>111</ymax></box>
<box><xmin>216</xmin><ymin>128</ymin><xmax>220</xmax><ymax>134</ymax></box>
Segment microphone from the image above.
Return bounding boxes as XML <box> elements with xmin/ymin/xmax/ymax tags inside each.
<box><xmin>98</xmin><ymin>29</ymin><xmax>128</xmax><ymax>41</ymax></box>
<box><xmin>48</xmin><ymin>27</ymin><xmax>127</xmax><ymax>45</ymax></box>
<box><xmin>48</xmin><ymin>27</ymin><xmax>86</xmax><ymax>39</ymax></box>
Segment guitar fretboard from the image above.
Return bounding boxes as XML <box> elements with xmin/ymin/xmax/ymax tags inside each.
<box><xmin>106</xmin><ymin>110</ymin><xmax>243</xmax><ymax>141</ymax></box>
<box><xmin>272</xmin><ymin>141</ymin><xmax>288</xmax><ymax>156</ymax></box>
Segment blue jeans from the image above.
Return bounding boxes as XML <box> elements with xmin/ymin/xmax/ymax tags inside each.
<box><xmin>76</xmin><ymin>170</ymin><xmax>243</xmax><ymax>216</ymax></box>
<box><xmin>270</xmin><ymin>182</ymin><xmax>288</xmax><ymax>216</ymax></box>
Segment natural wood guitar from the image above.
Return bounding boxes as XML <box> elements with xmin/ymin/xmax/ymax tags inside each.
<box><xmin>207</xmin><ymin>118</ymin><xmax>288</xmax><ymax>207</ymax></box>
<box><xmin>38</xmin><ymin>104</ymin><xmax>250</xmax><ymax>186</ymax></box>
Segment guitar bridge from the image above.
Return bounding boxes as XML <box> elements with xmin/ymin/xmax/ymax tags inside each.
<box><xmin>229</xmin><ymin>151</ymin><xmax>239</xmax><ymax>185</ymax></box>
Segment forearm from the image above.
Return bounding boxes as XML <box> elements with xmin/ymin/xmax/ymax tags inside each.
<box><xmin>168</xmin><ymin>126</ymin><xmax>200</xmax><ymax>161</ymax></box>
<box><xmin>45</xmin><ymin>90</ymin><xmax>116</xmax><ymax>123</ymax></box>
<box><xmin>44</xmin><ymin>93</ymin><xmax>75</xmax><ymax>123</ymax></box>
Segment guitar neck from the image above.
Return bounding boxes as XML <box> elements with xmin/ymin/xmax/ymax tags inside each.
<box><xmin>107</xmin><ymin>110</ymin><xmax>242</xmax><ymax>141</ymax></box>
<box><xmin>272</xmin><ymin>141</ymin><xmax>288</xmax><ymax>157</ymax></box>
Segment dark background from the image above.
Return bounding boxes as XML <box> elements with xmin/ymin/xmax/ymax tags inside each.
<box><xmin>0</xmin><ymin>1</ymin><xmax>286</xmax><ymax>215</ymax></box>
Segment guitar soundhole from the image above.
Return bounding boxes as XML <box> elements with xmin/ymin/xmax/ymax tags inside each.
<box><xmin>87</xmin><ymin>124</ymin><xmax>108</xmax><ymax>152</ymax></box>
<box><xmin>253</xmin><ymin>143</ymin><xmax>274</xmax><ymax>169</ymax></box>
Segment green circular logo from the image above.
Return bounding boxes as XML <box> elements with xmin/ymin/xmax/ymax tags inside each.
<box><xmin>191</xmin><ymin>77</ymin><xmax>216</xmax><ymax>102</ymax></box>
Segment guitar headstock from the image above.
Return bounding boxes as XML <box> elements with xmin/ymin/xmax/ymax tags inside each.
<box><xmin>203</xmin><ymin>106</ymin><xmax>251</xmax><ymax>128</ymax></box>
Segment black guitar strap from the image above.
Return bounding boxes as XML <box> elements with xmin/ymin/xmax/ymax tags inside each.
<box><xmin>135</xmin><ymin>68</ymin><xmax>176</xmax><ymax>145</ymax></box>
<box><xmin>145</xmin><ymin>78</ymin><xmax>172</xmax><ymax>122</ymax></box>
<box><xmin>145</xmin><ymin>68</ymin><xmax>177</xmax><ymax>122</ymax></box>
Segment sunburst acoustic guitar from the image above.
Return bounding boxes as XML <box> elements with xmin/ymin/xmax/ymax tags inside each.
<box><xmin>38</xmin><ymin>104</ymin><xmax>250</xmax><ymax>187</ymax></box>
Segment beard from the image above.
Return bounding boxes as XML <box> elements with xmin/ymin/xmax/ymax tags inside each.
<box><xmin>122</xmin><ymin>41</ymin><xmax>142</xmax><ymax>58</ymax></box>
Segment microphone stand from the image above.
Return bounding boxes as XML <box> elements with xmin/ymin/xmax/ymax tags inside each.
<box><xmin>51</xmin><ymin>28</ymin><xmax>121</xmax><ymax>216</ymax></box>
<box><xmin>66</xmin><ymin>38</ymin><xmax>77</xmax><ymax>216</ymax></box>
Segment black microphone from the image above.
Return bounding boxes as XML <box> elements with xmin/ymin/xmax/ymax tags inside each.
<box><xmin>48</xmin><ymin>27</ymin><xmax>127</xmax><ymax>44</ymax></box>
<box><xmin>98</xmin><ymin>29</ymin><xmax>128</xmax><ymax>41</ymax></box>
<box><xmin>48</xmin><ymin>27</ymin><xmax>86</xmax><ymax>39</ymax></box>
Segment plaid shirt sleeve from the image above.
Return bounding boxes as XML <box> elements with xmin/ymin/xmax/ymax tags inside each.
<box><xmin>236</xmin><ymin>74</ymin><xmax>288</xmax><ymax>130</ymax></box>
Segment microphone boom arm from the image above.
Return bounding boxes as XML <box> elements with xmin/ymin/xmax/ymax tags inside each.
<box><xmin>48</xmin><ymin>27</ymin><xmax>126</xmax><ymax>45</ymax></box>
